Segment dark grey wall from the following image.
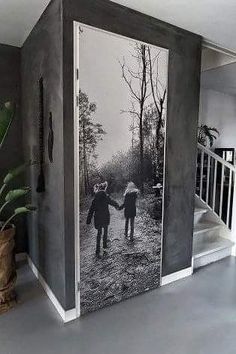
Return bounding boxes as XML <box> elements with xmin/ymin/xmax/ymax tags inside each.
<box><xmin>163</xmin><ymin>49</ymin><xmax>201</xmax><ymax>275</ymax></box>
<box><xmin>21</xmin><ymin>0</ymin><xmax>201</xmax><ymax>312</ymax></box>
<box><xmin>62</xmin><ymin>0</ymin><xmax>201</xmax><ymax>289</ymax></box>
<box><xmin>0</xmin><ymin>44</ymin><xmax>26</xmax><ymax>253</ymax></box>
<box><xmin>21</xmin><ymin>0</ymin><xmax>69</xmax><ymax>309</ymax></box>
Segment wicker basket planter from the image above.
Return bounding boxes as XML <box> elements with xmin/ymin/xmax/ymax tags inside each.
<box><xmin>0</xmin><ymin>226</ymin><xmax>16</xmax><ymax>314</ymax></box>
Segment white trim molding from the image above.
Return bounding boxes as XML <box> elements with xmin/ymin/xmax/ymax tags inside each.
<box><xmin>27</xmin><ymin>256</ymin><xmax>77</xmax><ymax>323</ymax></box>
<box><xmin>74</xmin><ymin>21</ymin><xmax>81</xmax><ymax>318</ymax></box>
<box><xmin>161</xmin><ymin>266</ymin><xmax>193</xmax><ymax>286</ymax></box>
<box><xmin>202</xmin><ymin>39</ymin><xmax>236</xmax><ymax>57</ymax></box>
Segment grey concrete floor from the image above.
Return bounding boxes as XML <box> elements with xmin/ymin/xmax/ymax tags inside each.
<box><xmin>1</xmin><ymin>257</ymin><xmax>236</xmax><ymax>354</ymax></box>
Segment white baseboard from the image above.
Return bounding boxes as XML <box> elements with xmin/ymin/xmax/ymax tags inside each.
<box><xmin>16</xmin><ymin>252</ymin><xmax>27</xmax><ymax>262</ymax></box>
<box><xmin>161</xmin><ymin>266</ymin><xmax>193</xmax><ymax>286</ymax></box>
<box><xmin>27</xmin><ymin>256</ymin><xmax>77</xmax><ymax>323</ymax></box>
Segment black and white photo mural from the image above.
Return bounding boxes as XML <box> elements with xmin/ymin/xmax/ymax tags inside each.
<box><xmin>78</xmin><ymin>24</ymin><xmax>168</xmax><ymax>314</ymax></box>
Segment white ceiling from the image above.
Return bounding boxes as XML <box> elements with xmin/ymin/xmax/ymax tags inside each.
<box><xmin>0</xmin><ymin>0</ymin><xmax>50</xmax><ymax>47</ymax></box>
<box><xmin>1</xmin><ymin>0</ymin><xmax>236</xmax><ymax>50</ymax></box>
<box><xmin>113</xmin><ymin>0</ymin><xmax>236</xmax><ymax>51</ymax></box>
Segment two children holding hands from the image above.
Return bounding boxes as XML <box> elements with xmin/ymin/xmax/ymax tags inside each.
<box><xmin>86</xmin><ymin>181</ymin><xmax>139</xmax><ymax>257</ymax></box>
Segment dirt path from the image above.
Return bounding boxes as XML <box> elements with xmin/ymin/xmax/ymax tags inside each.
<box><xmin>79</xmin><ymin>195</ymin><xmax>162</xmax><ymax>314</ymax></box>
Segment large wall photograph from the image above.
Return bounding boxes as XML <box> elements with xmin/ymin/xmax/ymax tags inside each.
<box><xmin>78</xmin><ymin>24</ymin><xmax>168</xmax><ymax>314</ymax></box>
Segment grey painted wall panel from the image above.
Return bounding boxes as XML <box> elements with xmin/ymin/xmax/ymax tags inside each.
<box><xmin>21</xmin><ymin>0</ymin><xmax>67</xmax><ymax>308</ymax></box>
<box><xmin>0</xmin><ymin>44</ymin><xmax>26</xmax><ymax>253</ymax></box>
<box><xmin>163</xmin><ymin>50</ymin><xmax>201</xmax><ymax>274</ymax></box>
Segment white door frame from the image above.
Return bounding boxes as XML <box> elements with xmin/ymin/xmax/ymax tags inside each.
<box><xmin>73</xmin><ymin>20</ymin><xmax>172</xmax><ymax>316</ymax></box>
<box><xmin>74</xmin><ymin>21</ymin><xmax>81</xmax><ymax>318</ymax></box>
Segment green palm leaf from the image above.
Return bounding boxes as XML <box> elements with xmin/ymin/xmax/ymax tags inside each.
<box><xmin>0</xmin><ymin>102</ymin><xmax>15</xmax><ymax>149</ymax></box>
<box><xmin>208</xmin><ymin>127</ymin><xmax>219</xmax><ymax>134</ymax></box>
<box><xmin>0</xmin><ymin>161</ymin><xmax>35</xmax><ymax>198</ymax></box>
<box><xmin>15</xmin><ymin>205</ymin><xmax>36</xmax><ymax>215</ymax></box>
<box><xmin>1</xmin><ymin>205</ymin><xmax>36</xmax><ymax>231</ymax></box>
<box><xmin>3</xmin><ymin>161</ymin><xmax>34</xmax><ymax>185</ymax></box>
<box><xmin>198</xmin><ymin>124</ymin><xmax>219</xmax><ymax>147</ymax></box>
<box><xmin>5</xmin><ymin>187</ymin><xmax>30</xmax><ymax>203</ymax></box>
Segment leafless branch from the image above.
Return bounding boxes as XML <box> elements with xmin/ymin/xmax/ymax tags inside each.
<box><xmin>119</xmin><ymin>59</ymin><xmax>140</xmax><ymax>102</ymax></box>
<box><xmin>148</xmin><ymin>46</ymin><xmax>161</xmax><ymax>116</ymax></box>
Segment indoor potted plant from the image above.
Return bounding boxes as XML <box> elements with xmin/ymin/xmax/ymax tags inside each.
<box><xmin>198</xmin><ymin>124</ymin><xmax>219</xmax><ymax>148</ymax></box>
<box><xmin>0</xmin><ymin>102</ymin><xmax>35</xmax><ymax>314</ymax></box>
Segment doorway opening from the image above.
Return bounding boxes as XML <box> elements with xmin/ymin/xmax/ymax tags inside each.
<box><xmin>193</xmin><ymin>41</ymin><xmax>236</xmax><ymax>270</ymax></box>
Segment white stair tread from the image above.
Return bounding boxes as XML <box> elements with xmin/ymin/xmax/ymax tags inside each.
<box><xmin>194</xmin><ymin>221</ymin><xmax>221</xmax><ymax>235</ymax></box>
<box><xmin>193</xmin><ymin>236</ymin><xmax>234</xmax><ymax>258</ymax></box>
<box><xmin>194</xmin><ymin>207</ymin><xmax>208</xmax><ymax>215</ymax></box>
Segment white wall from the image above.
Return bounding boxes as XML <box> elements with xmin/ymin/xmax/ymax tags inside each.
<box><xmin>199</xmin><ymin>88</ymin><xmax>236</xmax><ymax>151</ymax></box>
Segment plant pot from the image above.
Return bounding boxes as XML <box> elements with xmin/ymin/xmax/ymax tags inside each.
<box><xmin>0</xmin><ymin>226</ymin><xmax>16</xmax><ymax>314</ymax></box>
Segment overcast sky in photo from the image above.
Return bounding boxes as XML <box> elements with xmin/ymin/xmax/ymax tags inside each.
<box><xmin>79</xmin><ymin>25</ymin><xmax>169</xmax><ymax>167</ymax></box>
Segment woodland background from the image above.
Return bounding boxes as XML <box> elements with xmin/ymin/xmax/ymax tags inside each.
<box><xmin>79</xmin><ymin>28</ymin><xmax>168</xmax><ymax>314</ymax></box>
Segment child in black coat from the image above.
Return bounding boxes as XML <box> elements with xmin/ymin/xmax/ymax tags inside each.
<box><xmin>119</xmin><ymin>182</ymin><xmax>139</xmax><ymax>242</ymax></box>
<box><xmin>87</xmin><ymin>181</ymin><xmax>119</xmax><ymax>256</ymax></box>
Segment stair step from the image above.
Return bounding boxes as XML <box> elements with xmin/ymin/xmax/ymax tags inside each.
<box><xmin>194</xmin><ymin>221</ymin><xmax>221</xmax><ymax>236</ymax></box>
<box><xmin>194</xmin><ymin>207</ymin><xmax>208</xmax><ymax>215</ymax></box>
<box><xmin>193</xmin><ymin>237</ymin><xmax>233</xmax><ymax>269</ymax></box>
<box><xmin>194</xmin><ymin>207</ymin><xmax>208</xmax><ymax>225</ymax></box>
<box><xmin>193</xmin><ymin>236</ymin><xmax>233</xmax><ymax>257</ymax></box>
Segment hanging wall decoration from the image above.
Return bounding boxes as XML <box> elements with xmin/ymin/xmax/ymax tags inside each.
<box><xmin>48</xmin><ymin>112</ymin><xmax>54</xmax><ymax>163</ymax></box>
<box><xmin>36</xmin><ymin>77</ymin><xmax>46</xmax><ymax>193</ymax></box>
<box><xmin>78</xmin><ymin>24</ymin><xmax>169</xmax><ymax>314</ymax></box>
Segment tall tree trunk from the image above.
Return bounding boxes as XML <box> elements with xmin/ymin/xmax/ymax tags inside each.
<box><xmin>86</xmin><ymin>158</ymin><xmax>90</xmax><ymax>193</ymax></box>
<box><xmin>139</xmin><ymin>107</ymin><xmax>144</xmax><ymax>194</ymax></box>
<box><xmin>155</xmin><ymin>89</ymin><xmax>166</xmax><ymax>152</ymax></box>
<box><xmin>139</xmin><ymin>45</ymin><xmax>147</xmax><ymax>195</ymax></box>
<box><xmin>120</xmin><ymin>44</ymin><xmax>148</xmax><ymax>194</ymax></box>
<box><xmin>82</xmin><ymin>122</ymin><xmax>88</xmax><ymax>195</ymax></box>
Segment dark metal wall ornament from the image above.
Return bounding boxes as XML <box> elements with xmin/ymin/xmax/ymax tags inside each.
<box><xmin>48</xmin><ymin>112</ymin><xmax>54</xmax><ymax>163</ymax></box>
<box><xmin>36</xmin><ymin>77</ymin><xmax>46</xmax><ymax>193</ymax></box>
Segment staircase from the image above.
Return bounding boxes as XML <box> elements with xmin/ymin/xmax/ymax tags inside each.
<box><xmin>193</xmin><ymin>202</ymin><xmax>234</xmax><ymax>269</ymax></box>
<box><xmin>193</xmin><ymin>144</ymin><xmax>236</xmax><ymax>269</ymax></box>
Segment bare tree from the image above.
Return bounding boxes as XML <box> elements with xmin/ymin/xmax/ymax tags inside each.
<box><xmin>146</xmin><ymin>47</ymin><xmax>167</xmax><ymax>185</ymax></box>
<box><xmin>120</xmin><ymin>44</ymin><xmax>150</xmax><ymax>194</ymax></box>
<box><xmin>147</xmin><ymin>47</ymin><xmax>167</xmax><ymax>152</ymax></box>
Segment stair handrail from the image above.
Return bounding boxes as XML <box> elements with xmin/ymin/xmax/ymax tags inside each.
<box><xmin>198</xmin><ymin>143</ymin><xmax>236</xmax><ymax>172</ymax></box>
<box><xmin>196</xmin><ymin>143</ymin><xmax>236</xmax><ymax>236</ymax></box>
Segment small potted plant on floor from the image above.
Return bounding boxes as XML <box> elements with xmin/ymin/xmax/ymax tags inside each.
<box><xmin>0</xmin><ymin>102</ymin><xmax>36</xmax><ymax>314</ymax></box>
